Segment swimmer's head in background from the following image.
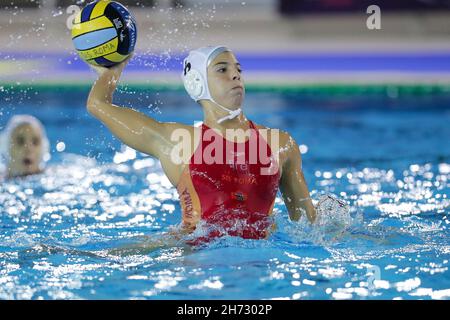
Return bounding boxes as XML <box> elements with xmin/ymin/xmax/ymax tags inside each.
<box><xmin>182</xmin><ymin>45</ymin><xmax>242</xmax><ymax>123</ymax></box>
<box><xmin>0</xmin><ymin>115</ymin><xmax>50</xmax><ymax>177</ymax></box>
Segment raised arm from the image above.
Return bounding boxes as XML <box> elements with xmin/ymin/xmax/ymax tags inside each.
<box><xmin>279</xmin><ymin>135</ymin><xmax>317</xmax><ymax>223</ymax></box>
<box><xmin>86</xmin><ymin>58</ymin><xmax>172</xmax><ymax>159</ymax></box>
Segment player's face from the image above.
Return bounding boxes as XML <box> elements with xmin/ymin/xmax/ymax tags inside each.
<box><xmin>8</xmin><ymin>124</ymin><xmax>43</xmax><ymax>177</ymax></box>
<box><xmin>207</xmin><ymin>51</ymin><xmax>244</xmax><ymax>109</ymax></box>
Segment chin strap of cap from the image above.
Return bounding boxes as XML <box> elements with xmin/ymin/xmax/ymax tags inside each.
<box><xmin>211</xmin><ymin>98</ymin><xmax>242</xmax><ymax>124</ymax></box>
<box><xmin>217</xmin><ymin>108</ymin><xmax>242</xmax><ymax>124</ymax></box>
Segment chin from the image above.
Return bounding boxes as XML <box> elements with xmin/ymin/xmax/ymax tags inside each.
<box><xmin>9</xmin><ymin>166</ymin><xmax>39</xmax><ymax>178</ymax></box>
<box><xmin>229</xmin><ymin>98</ymin><xmax>243</xmax><ymax>109</ymax></box>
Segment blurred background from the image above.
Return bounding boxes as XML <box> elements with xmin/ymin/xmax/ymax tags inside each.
<box><xmin>1</xmin><ymin>0</ymin><xmax>450</xmax><ymax>86</ymax></box>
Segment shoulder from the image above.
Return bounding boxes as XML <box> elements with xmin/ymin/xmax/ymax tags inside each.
<box><xmin>160</xmin><ymin>121</ymin><xmax>194</xmax><ymax>131</ymax></box>
<box><xmin>252</xmin><ymin>122</ymin><xmax>298</xmax><ymax>151</ymax></box>
<box><xmin>252</xmin><ymin>122</ymin><xmax>301</xmax><ymax>172</ymax></box>
<box><xmin>159</xmin><ymin>122</ymin><xmax>203</xmax><ymax>155</ymax></box>
<box><xmin>159</xmin><ymin>122</ymin><xmax>197</xmax><ymax>138</ymax></box>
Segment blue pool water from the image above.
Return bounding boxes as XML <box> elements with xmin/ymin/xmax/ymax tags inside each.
<box><xmin>0</xmin><ymin>87</ymin><xmax>449</xmax><ymax>299</ymax></box>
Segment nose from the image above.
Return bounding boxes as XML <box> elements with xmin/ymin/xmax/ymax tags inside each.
<box><xmin>231</xmin><ymin>66</ymin><xmax>241</xmax><ymax>81</ymax></box>
<box><xmin>24</xmin><ymin>141</ymin><xmax>35</xmax><ymax>153</ymax></box>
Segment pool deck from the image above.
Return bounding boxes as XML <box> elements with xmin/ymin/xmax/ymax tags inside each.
<box><xmin>1</xmin><ymin>6</ymin><xmax>450</xmax><ymax>87</ymax></box>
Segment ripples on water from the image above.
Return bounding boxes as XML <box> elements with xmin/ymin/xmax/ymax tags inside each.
<box><xmin>0</xmin><ymin>152</ymin><xmax>448</xmax><ymax>300</ymax></box>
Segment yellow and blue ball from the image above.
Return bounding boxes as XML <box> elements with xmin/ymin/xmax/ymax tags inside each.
<box><xmin>71</xmin><ymin>0</ymin><xmax>137</xmax><ymax>67</ymax></box>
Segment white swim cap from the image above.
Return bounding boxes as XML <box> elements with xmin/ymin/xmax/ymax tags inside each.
<box><xmin>182</xmin><ymin>45</ymin><xmax>230</xmax><ymax>101</ymax></box>
<box><xmin>182</xmin><ymin>45</ymin><xmax>242</xmax><ymax>123</ymax></box>
<box><xmin>0</xmin><ymin>115</ymin><xmax>50</xmax><ymax>170</ymax></box>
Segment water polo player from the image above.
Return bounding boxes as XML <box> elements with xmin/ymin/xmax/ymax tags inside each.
<box><xmin>87</xmin><ymin>46</ymin><xmax>316</xmax><ymax>242</ymax></box>
<box><xmin>0</xmin><ymin>115</ymin><xmax>50</xmax><ymax>179</ymax></box>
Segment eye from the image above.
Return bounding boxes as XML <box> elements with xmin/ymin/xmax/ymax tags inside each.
<box><xmin>217</xmin><ymin>67</ymin><xmax>226</xmax><ymax>73</ymax></box>
<box><xmin>16</xmin><ymin>136</ymin><xmax>25</xmax><ymax>146</ymax></box>
<box><xmin>33</xmin><ymin>137</ymin><xmax>41</xmax><ymax>146</ymax></box>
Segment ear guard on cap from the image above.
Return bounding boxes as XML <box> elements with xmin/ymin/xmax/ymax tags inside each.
<box><xmin>184</xmin><ymin>70</ymin><xmax>204</xmax><ymax>100</ymax></box>
<box><xmin>182</xmin><ymin>60</ymin><xmax>205</xmax><ymax>101</ymax></box>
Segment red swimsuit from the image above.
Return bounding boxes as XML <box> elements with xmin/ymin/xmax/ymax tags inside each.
<box><xmin>177</xmin><ymin>120</ymin><xmax>280</xmax><ymax>241</ymax></box>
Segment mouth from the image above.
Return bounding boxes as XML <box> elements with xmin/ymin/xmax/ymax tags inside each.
<box><xmin>23</xmin><ymin>158</ymin><xmax>33</xmax><ymax>166</ymax></box>
<box><xmin>231</xmin><ymin>86</ymin><xmax>243</xmax><ymax>91</ymax></box>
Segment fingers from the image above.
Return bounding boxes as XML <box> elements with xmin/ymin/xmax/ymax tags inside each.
<box><xmin>90</xmin><ymin>64</ymin><xmax>108</xmax><ymax>75</ymax></box>
<box><xmin>113</xmin><ymin>54</ymin><xmax>134</xmax><ymax>71</ymax></box>
<box><xmin>124</xmin><ymin>52</ymin><xmax>134</xmax><ymax>63</ymax></box>
<box><xmin>89</xmin><ymin>53</ymin><xmax>134</xmax><ymax>77</ymax></box>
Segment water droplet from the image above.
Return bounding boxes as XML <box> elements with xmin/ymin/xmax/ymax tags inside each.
<box><xmin>56</xmin><ymin>141</ymin><xmax>66</xmax><ymax>152</ymax></box>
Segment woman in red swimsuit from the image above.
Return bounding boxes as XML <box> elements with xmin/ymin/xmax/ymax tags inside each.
<box><xmin>87</xmin><ymin>46</ymin><xmax>316</xmax><ymax>247</ymax></box>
